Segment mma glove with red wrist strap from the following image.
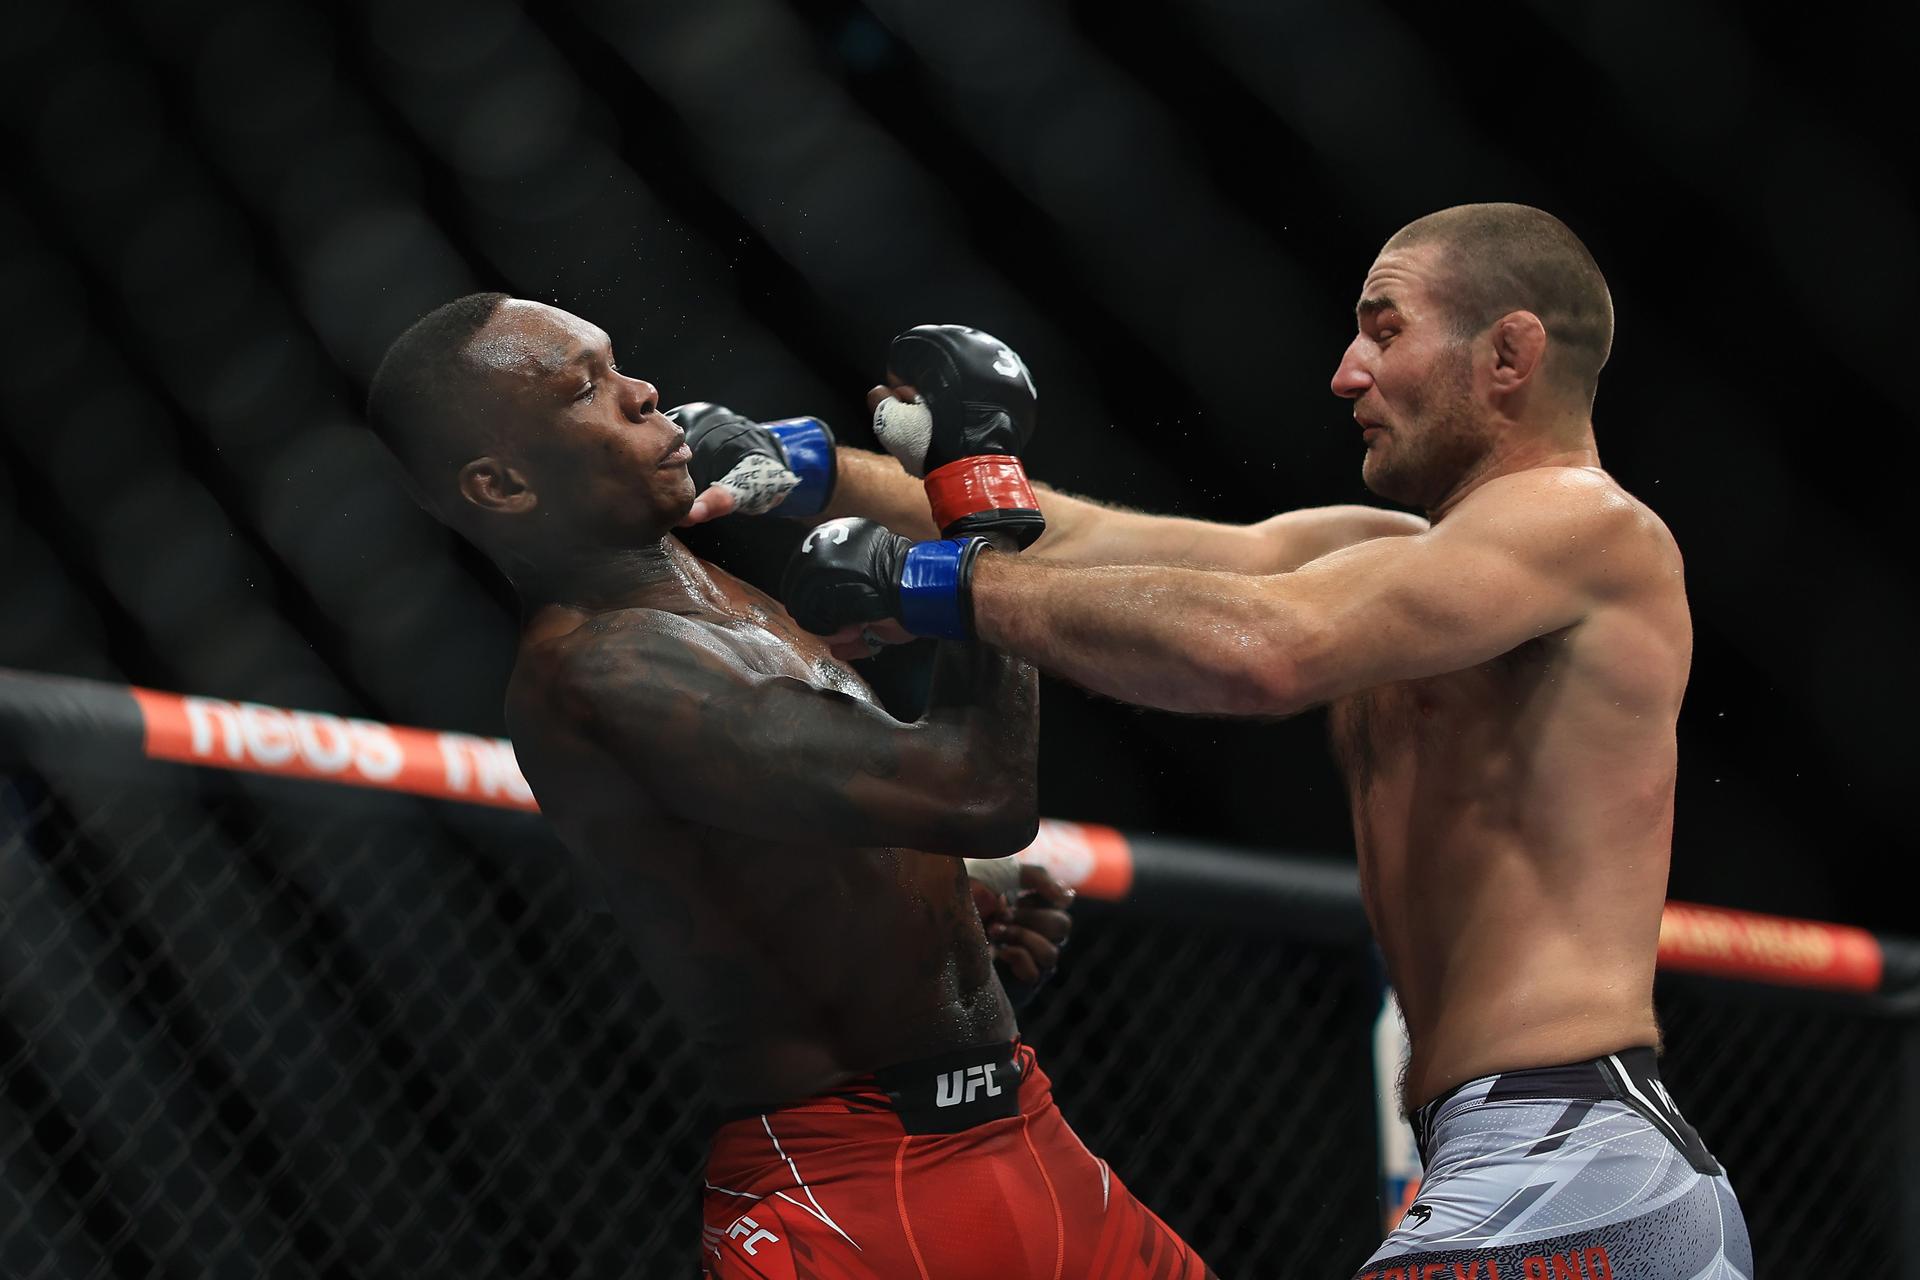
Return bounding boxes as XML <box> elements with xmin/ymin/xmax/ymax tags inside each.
<box><xmin>872</xmin><ymin>325</ymin><xmax>1045</xmax><ymax>548</ymax></box>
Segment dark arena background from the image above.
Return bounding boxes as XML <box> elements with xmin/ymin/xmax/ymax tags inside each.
<box><xmin>4</xmin><ymin>1</ymin><xmax>1918</xmax><ymax>1278</ymax></box>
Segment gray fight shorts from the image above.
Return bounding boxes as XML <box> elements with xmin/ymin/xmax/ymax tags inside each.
<box><xmin>1354</xmin><ymin>1048</ymin><xmax>1751</xmax><ymax>1280</ymax></box>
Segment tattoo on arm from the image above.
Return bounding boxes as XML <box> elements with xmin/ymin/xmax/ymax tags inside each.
<box><xmin>554</xmin><ymin>611</ymin><xmax>1037</xmax><ymax>855</ymax></box>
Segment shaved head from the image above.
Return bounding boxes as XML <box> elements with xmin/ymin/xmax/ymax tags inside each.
<box><xmin>1384</xmin><ymin>204</ymin><xmax>1614</xmax><ymax>405</ymax></box>
<box><xmin>365</xmin><ymin>291</ymin><xmax>512</xmax><ymax>509</ymax></box>
<box><xmin>366</xmin><ymin>295</ymin><xmax>690</xmax><ymax>569</ymax></box>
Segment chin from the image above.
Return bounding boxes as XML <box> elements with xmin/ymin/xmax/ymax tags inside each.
<box><xmin>617</xmin><ymin>481</ymin><xmax>694</xmax><ymax>543</ymax></box>
<box><xmin>662</xmin><ymin>473</ymin><xmax>697</xmax><ymax>517</ymax></box>
<box><xmin>1360</xmin><ymin>451</ymin><xmax>1394</xmax><ymax>497</ymax></box>
<box><xmin>1362</xmin><ymin>455</ymin><xmax>1427</xmax><ymax>509</ymax></box>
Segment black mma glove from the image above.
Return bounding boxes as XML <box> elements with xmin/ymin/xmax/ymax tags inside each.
<box><xmin>780</xmin><ymin>517</ymin><xmax>987</xmax><ymax>641</ymax></box>
<box><xmin>670</xmin><ymin>401</ymin><xmax>837</xmax><ymax>518</ymax></box>
<box><xmin>871</xmin><ymin>325</ymin><xmax>1045</xmax><ymax>547</ymax></box>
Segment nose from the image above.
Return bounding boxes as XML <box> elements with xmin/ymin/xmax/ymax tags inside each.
<box><xmin>619</xmin><ymin>375</ymin><xmax>661</xmax><ymax>420</ymax></box>
<box><xmin>1330</xmin><ymin>336</ymin><xmax>1371</xmax><ymax>400</ymax></box>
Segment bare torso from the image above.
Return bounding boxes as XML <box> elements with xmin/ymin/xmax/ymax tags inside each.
<box><xmin>505</xmin><ymin>543</ymin><xmax>1012</xmax><ymax>1107</ymax></box>
<box><xmin>1327</xmin><ymin>470</ymin><xmax>1691</xmax><ymax>1109</ymax></box>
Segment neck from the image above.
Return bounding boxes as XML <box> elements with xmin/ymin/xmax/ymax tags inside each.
<box><xmin>507</xmin><ymin>536</ymin><xmax>718</xmax><ymax>615</ymax></box>
<box><xmin>1428</xmin><ymin>419</ymin><xmax>1599</xmax><ymax>522</ymax></box>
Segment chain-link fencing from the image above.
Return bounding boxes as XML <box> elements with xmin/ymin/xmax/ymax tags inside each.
<box><xmin>5</xmin><ymin>672</ymin><xmax>1917</xmax><ymax>1278</ymax></box>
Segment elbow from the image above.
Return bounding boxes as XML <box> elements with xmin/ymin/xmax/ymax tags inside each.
<box><xmin>1238</xmin><ymin>609</ymin><xmax>1345</xmax><ymax>716</ymax></box>
<box><xmin>1240</xmin><ymin>658</ymin><xmax>1313</xmax><ymax>718</ymax></box>
<box><xmin>985</xmin><ymin>801</ymin><xmax>1041</xmax><ymax>857</ymax></box>
<box><xmin>1189</xmin><ymin>635</ymin><xmax>1316</xmax><ymax>717</ymax></box>
<box><xmin>931</xmin><ymin>805</ymin><xmax>1035</xmax><ymax>858</ymax></box>
<box><xmin>970</xmin><ymin>782</ymin><xmax>1041</xmax><ymax>857</ymax></box>
<box><xmin>1368</xmin><ymin>508</ymin><xmax>1431</xmax><ymax>539</ymax></box>
<box><xmin>1332</xmin><ymin>504</ymin><xmax>1428</xmax><ymax>540</ymax></box>
<box><xmin>960</xmin><ymin>819</ymin><xmax>1039</xmax><ymax>859</ymax></box>
<box><xmin>944</xmin><ymin>775</ymin><xmax>1039</xmax><ymax>857</ymax></box>
<box><xmin>955</xmin><ymin>733</ymin><xmax>1039</xmax><ymax>855</ymax></box>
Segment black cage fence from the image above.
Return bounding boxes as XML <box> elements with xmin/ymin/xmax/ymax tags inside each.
<box><xmin>0</xmin><ymin>770</ymin><xmax>1383</xmax><ymax>1279</ymax></box>
<box><xmin>4</xmin><ymin>671</ymin><xmax>1918</xmax><ymax>1279</ymax></box>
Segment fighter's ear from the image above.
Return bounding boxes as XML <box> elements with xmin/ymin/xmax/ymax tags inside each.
<box><xmin>457</xmin><ymin>456</ymin><xmax>538</xmax><ymax>515</ymax></box>
<box><xmin>1489</xmin><ymin>310</ymin><xmax>1548</xmax><ymax>391</ymax></box>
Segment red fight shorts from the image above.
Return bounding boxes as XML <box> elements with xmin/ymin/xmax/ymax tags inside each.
<box><xmin>699</xmin><ymin>1041</ymin><xmax>1215</xmax><ymax>1279</ymax></box>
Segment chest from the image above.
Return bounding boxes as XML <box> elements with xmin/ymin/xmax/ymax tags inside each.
<box><xmin>703</xmin><ymin>571</ymin><xmax>874</xmax><ymax>701</ymax></box>
<box><xmin>1327</xmin><ymin>639</ymin><xmax>1550</xmax><ymax>786</ymax></box>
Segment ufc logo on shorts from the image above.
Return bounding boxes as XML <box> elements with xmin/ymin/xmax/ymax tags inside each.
<box><xmin>727</xmin><ymin>1214</ymin><xmax>779</xmax><ymax>1256</ymax></box>
<box><xmin>935</xmin><ymin>1063</ymin><xmax>1002</xmax><ymax>1107</ymax></box>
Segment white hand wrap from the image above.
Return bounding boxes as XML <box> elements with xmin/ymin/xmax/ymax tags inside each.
<box><xmin>871</xmin><ymin>395</ymin><xmax>936</xmax><ymax>477</ymax></box>
<box><xmin>712</xmin><ymin>452</ymin><xmax>801</xmax><ymax>515</ymax></box>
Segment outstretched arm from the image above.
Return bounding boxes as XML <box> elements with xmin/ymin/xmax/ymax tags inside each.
<box><xmin>822</xmin><ymin>446</ymin><xmax>1425</xmax><ymax>573</ymax></box>
<box><xmin>966</xmin><ymin>471</ymin><xmax>1647</xmax><ymax>716</ymax></box>
<box><xmin>528</xmin><ymin>612</ymin><xmax>1038</xmax><ymax>855</ymax></box>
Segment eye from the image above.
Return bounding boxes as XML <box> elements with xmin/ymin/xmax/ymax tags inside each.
<box><xmin>574</xmin><ymin>380</ymin><xmax>596</xmax><ymax>403</ymax></box>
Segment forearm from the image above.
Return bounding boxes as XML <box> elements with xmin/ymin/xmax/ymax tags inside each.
<box><xmin>919</xmin><ymin>637</ymin><xmax>1039</xmax><ymax>842</ymax></box>
<box><xmin>820</xmin><ymin>447</ymin><xmax>942</xmax><ymax>538</ymax></box>
<box><xmin>968</xmin><ymin>553</ymin><xmax>1307</xmax><ymax>717</ymax></box>
<box><xmin>821</xmin><ymin>446</ymin><xmax>1231</xmax><ymax>566</ymax></box>
<box><xmin>908</xmin><ymin>516</ymin><xmax>1042</xmax><ymax>843</ymax></box>
<box><xmin>1029</xmin><ymin>495</ymin><xmax>1264</xmax><ymax>569</ymax></box>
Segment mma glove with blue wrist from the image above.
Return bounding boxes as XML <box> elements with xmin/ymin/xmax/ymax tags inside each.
<box><xmin>785</xmin><ymin>324</ymin><xmax>1046</xmax><ymax>639</ymax></box>
<box><xmin>670</xmin><ymin>401</ymin><xmax>837</xmax><ymax>518</ymax></box>
<box><xmin>780</xmin><ymin>518</ymin><xmax>987</xmax><ymax>642</ymax></box>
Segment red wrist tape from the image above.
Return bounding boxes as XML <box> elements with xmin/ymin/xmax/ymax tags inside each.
<box><xmin>924</xmin><ymin>455</ymin><xmax>1038</xmax><ymax>532</ymax></box>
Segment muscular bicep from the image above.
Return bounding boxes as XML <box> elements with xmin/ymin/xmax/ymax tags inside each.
<box><xmin>547</xmin><ymin>623</ymin><xmax>994</xmax><ymax>851</ymax></box>
<box><xmin>1275</xmin><ymin>478</ymin><xmax>1638</xmax><ymax>702</ymax></box>
<box><xmin>1250</xmin><ymin>505</ymin><xmax>1430</xmax><ymax>572</ymax></box>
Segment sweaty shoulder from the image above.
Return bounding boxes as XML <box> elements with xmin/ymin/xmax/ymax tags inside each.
<box><xmin>1446</xmin><ymin>466</ymin><xmax>1682</xmax><ymax>602</ymax></box>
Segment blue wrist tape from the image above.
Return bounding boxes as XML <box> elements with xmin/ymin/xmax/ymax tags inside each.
<box><xmin>764</xmin><ymin>417</ymin><xmax>835</xmax><ymax>517</ymax></box>
<box><xmin>898</xmin><ymin>538</ymin><xmax>980</xmax><ymax>640</ymax></box>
